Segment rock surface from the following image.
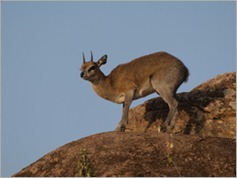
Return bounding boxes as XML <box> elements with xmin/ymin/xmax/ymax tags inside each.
<box><xmin>123</xmin><ymin>72</ymin><xmax>236</xmax><ymax>139</ymax></box>
<box><xmin>13</xmin><ymin>72</ymin><xmax>236</xmax><ymax>177</ymax></box>
<box><xmin>13</xmin><ymin>132</ymin><xmax>235</xmax><ymax>177</ymax></box>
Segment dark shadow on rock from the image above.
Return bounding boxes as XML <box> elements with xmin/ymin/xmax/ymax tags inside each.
<box><xmin>144</xmin><ymin>87</ymin><xmax>226</xmax><ymax>134</ymax></box>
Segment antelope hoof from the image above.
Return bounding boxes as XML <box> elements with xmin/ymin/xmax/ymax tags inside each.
<box><xmin>120</xmin><ymin>125</ymin><xmax>126</xmax><ymax>132</ymax></box>
<box><xmin>160</xmin><ymin>123</ymin><xmax>174</xmax><ymax>133</ymax></box>
<box><xmin>166</xmin><ymin>125</ymin><xmax>173</xmax><ymax>133</ymax></box>
<box><xmin>160</xmin><ymin>124</ymin><xmax>167</xmax><ymax>132</ymax></box>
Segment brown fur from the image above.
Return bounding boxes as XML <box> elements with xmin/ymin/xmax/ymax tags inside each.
<box><xmin>80</xmin><ymin>51</ymin><xmax>189</xmax><ymax>131</ymax></box>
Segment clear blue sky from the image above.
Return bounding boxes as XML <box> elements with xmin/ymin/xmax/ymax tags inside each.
<box><xmin>1</xmin><ymin>1</ymin><xmax>236</xmax><ymax>176</ymax></box>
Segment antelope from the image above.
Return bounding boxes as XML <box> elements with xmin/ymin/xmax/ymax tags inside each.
<box><xmin>80</xmin><ymin>51</ymin><xmax>189</xmax><ymax>132</ymax></box>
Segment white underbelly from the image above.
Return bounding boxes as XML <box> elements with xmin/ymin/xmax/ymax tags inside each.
<box><xmin>134</xmin><ymin>87</ymin><xmax>155</xmax><ymax>100</ymax></box>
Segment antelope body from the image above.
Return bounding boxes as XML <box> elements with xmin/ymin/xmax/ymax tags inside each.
<box><xmin>80</xmin><ymin>51</ymin><xmax>189</xmax><ymax>131</ymax></box>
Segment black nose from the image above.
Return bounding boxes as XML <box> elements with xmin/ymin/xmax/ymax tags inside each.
<box><xmin>80</xmin><ymin>72</ymin><xmax>84</xmax><ymax>78</ymax></box>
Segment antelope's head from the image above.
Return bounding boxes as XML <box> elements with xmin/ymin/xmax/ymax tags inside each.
<box><xmin>80</xmin><ymin>51</ymin><xmax>107</xmax><ymax>83</ymax></box>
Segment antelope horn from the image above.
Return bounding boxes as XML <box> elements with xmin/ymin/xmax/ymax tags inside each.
<box><xmin>90</xmin><ymin>51</ymin><xmax>93</xmax><ymax>62</ymax></box>
<box><xmin>82</xmin><ymin>52</ymin><xmax>85</xmax><ymax>63</ymax></box>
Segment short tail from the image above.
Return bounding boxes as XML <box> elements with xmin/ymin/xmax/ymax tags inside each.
<box><xmin>183</xmin><ymin>65</ymin><xmax>189</xmax><ymax>83</ymax></box>
<box><xmin>174</xmin><ymin>64</ymin><xmax>190</xmax><ymax>95</ymax></box>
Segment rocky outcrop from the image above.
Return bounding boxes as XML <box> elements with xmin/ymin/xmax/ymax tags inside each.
<box><xmin>123</xmin><ymin>72</ymin><xmax>236</xmax><ymax>139</ymax></box>
<box><xmin>13</xmin><ymin>72</ymin><xmax>236</xmax><ymax>177</ymax></box>
<box><xmin>13</xmin><ymin>132</ymin><xmax>235</xmax><ymax>177</ymax></box>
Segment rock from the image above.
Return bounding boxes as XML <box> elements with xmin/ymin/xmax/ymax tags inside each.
<box><xmin>13</xmin><ymin>132</ymin><xmax>236</xmax><ymax>177</ymax></box>
<box><xmin>123</xmin><ymin>72</ymin><xmax>236</xmax><ymax>139</ymax></box>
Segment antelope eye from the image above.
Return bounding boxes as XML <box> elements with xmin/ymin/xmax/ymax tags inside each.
<box><xmin>88</xmin><ymin>66</ymin><xmax>96</xmax><ymax>72</ymax></box>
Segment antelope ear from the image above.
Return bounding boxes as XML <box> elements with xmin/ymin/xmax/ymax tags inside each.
<box><xmin>97</xmin><ymin>55</ymin><xmax>107</xmax><ymax>67</ymax></box>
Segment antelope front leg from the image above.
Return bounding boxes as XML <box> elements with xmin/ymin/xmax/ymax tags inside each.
<box><xmin>119</xmin><ymin>100</ymin><xmax>132</xmax><ymax>132</ymax></box>
<box><xmin>115</xmin><ymin>91</ymin><xmax>134</xmax><ymax>132</ymax></box>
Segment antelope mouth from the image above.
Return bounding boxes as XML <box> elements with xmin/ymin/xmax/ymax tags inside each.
<box><xmin>81</xmin><ymin>76</ymin><xmax>89</xmax><ymax>80</ymax></box>
<box><xmin>80</xmin><ymin>73</ymin><xmax>89</xmax><ymax>80</ymax></box>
